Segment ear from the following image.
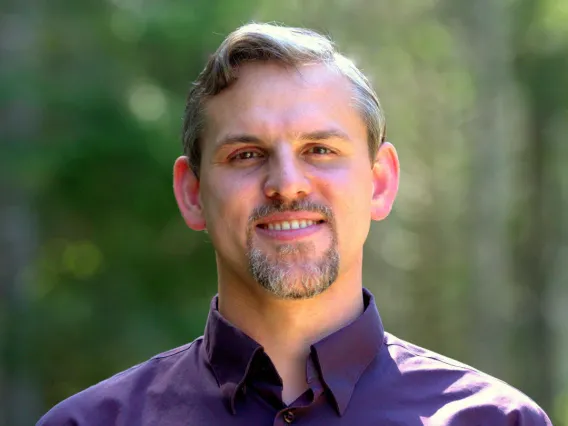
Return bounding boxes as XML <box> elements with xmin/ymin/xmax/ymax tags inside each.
<box><xmin>371</xmin><ymin>142</ymin><xmax>400</xmax><ymax>221</ymax></box>
<box><xmin>173</xmin><ymin>156</ymin><xmax>206</xmax><ymax>231</ymax></box>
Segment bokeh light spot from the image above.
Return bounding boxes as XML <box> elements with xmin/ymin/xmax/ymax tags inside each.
<box><xmin>62</xmin><ymin>241</ymin><xmax>103</xmax><ymax>279</ymax></box>
<box><xmin>128</xmin><ymin>82</ymin><xmax>167</xmax><ymax>122</ymax></box>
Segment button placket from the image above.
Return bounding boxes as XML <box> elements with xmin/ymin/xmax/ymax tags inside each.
<box><xmin>283</xmin><ymin>410</ymin><xmax>295</xmax><ymax>424</ymax></box>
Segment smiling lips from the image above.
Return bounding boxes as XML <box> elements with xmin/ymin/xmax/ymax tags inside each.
<box><xmin>255</xmin><ymin>213</ymin><xmax>327</xmax><ymax>240</ymax></box>
<box><xmin>255</xmin><ymin>220</ymin><xmax>326</xmax><ymax>241</ymax></box>
<box><xmin>258</xmin><ymin>219</ymin><xmax>325</xmax><ymax>231</ymax></box>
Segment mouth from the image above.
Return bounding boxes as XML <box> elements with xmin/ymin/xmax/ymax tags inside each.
<box><xmin>256</xmin><ymin>219</ymin><xmax>326</xmax><ymax>231</ymax></box>
<box><xmin>254</xmin><ymin>216</ymin><xmax>328</xmax><ymax>242</ymax></box>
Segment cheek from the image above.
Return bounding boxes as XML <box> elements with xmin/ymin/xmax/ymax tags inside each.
<box><xmin>323</xmin><ymin>166</ymin><xmax>373</xmax><ymax>213</ymax></box>
<box><xmin>338</xmin><ymin>189</ymin><xmax>372</xmax><ymax>239</ymax></box>
<box><xmin>322</xmin><ymin>168</ymin><xmax>373</xmax><ymax>248</ymax></box>
<box><xmin>200</xmin><ymin>174</ymin><xmax>255</xmax><ymax>242</ymax></box>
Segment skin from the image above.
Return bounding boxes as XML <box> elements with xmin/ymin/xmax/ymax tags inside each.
<box><xmin>173</xmin><ymin>61</ymin><xmax>399</xmax><ymax>403</ymax></box>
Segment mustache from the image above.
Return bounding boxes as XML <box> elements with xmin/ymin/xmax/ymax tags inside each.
<box><xmin>248</xmin><ymin>200</ymin><xmax>334</xmax><ymax>225</ymax></box>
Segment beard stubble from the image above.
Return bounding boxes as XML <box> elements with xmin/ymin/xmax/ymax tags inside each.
<box><xmin>246</xmin><ymin>200</ymin><xmax>340</xmax><ymax>300</ymax></box>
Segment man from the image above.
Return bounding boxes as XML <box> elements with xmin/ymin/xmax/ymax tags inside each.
<box><xmin>38</xmin><ymin>23</ymin><xmax>551</xmax><ymax>425</ymax></box>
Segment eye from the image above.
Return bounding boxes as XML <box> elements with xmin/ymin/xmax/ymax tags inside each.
<box><xmin>305</xmin><ymin>146</ymin><xmax>334</xmax><ymax>156</ymax></box>
<box><xmin>229</xmin><ymin>150</ymin><xmax>264</xmax><ymax>162</ymax></box>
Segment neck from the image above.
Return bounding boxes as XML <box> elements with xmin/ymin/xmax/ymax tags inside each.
<box><xmin>217</xmin><ymin>266</ymin><xmax>364</xmax><ymax>404</ymax></box>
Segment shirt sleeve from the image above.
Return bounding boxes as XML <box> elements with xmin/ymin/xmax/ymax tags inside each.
<box><xmin>510</xmin><ymin>402</ymin><xmax>553</xmax><ymax>426</ymax></box>
<box><xmin>35</xmin><ymin>361</ymin><xmax>153</xmax><ymax>426</ymax></box>
<box><xmin>36</xmin><ymin>402</ymin><xmax>82</xmax><ymax>426</ymax></box>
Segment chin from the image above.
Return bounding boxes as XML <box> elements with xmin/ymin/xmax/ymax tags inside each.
<box><xmin>251</xmin><ymin>257</ymin><xmax>339</xmax><ymax>300</ymax></box>
<box><xmin>247</xmin><ymin>235</ymin><xmax>340</xmax><ymax>300</ymax></box>
<box><xmin>263</xmin><ymin>277</ymin><xmax>333</xmax><ymax>300</ymax></box>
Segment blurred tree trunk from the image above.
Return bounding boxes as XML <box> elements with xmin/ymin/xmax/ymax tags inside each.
<box><xmin>515</xmin><ymin>95</ymin><xmax>555</xmax><ymax>411</ymax></box>
<box><xmin>511</xmin><ymin>0</ymin><xmax>568</xmax><ymax>407</ymax></box>
<box><xmin>0</xmin><ymin>1</ymin><xmax>43</xmax><ymax>424</ymax></box>
<box><xmin>447</xmin><ymin>0</ymin><xmax>516</xmax><ymax>379</ymax></box>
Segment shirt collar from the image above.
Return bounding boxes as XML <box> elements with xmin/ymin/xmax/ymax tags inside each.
<box><xmin>310</xmin><ymin>288</ymin><xmax>385</xmax><ymax>415</ymax></box>
<box><xmin>203</xmin><ymin>288</ymin><xmax>385</xmax><ymax>416</ymax></box>
<box><xmin>203</xmin><ymin>296</ymin><xmax>263</xmax><ymax>414</ymax></box>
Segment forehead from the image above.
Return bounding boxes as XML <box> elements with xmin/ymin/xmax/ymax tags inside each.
<box><xmin>202</xmin><ymin>62</ymin><xmax>366</xmax><ymax>146</ymax></box>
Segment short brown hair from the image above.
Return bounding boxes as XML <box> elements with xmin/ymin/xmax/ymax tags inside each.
<box><xmin>182</xmin><ymin>23</ymin><xmax>386</xmax><ymax>177</ymax></box>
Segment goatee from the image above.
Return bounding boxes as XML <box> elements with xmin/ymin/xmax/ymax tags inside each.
<box><xmin>246</xmin><ymin>200</ymin><xmax>339</xmax><ymax>300</ymax></box>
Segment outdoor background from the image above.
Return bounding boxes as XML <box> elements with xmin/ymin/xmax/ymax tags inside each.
<box><xmin>1</xmin><ymin>0</ymin><xmax>567</xmax><ymax>425</ymax></box>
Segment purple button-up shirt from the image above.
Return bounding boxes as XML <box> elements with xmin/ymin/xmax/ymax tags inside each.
<box><xmin>37</xmin><ymin>289</ymin><xmax>552</xmax><ymax>425</ymax></box>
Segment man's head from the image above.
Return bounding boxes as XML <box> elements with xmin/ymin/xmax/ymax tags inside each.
<box><xmin>182</xmin><ymin>23</ymin><xmax>386</xmax><ymax>178</ymax></box>
<box><xmin>174</xmin><ymin>23</ymin><xmax>399</xmax><ymax>300</ymax></box>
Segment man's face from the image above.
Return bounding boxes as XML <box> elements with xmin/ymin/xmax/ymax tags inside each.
<box><xmin>191</xmin><ymin>62</ymin><xmax>389</xmax><ymax>299</ymax></box>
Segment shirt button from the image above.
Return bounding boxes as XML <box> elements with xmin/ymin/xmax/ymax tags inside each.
<box><xmin>283</xmin><ymin>410</ymin><xmax>295</xmax><ymax>424</ymax></box>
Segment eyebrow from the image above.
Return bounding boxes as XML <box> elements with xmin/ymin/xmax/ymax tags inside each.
<box><xmin>295</xmin><ymin>129</ymin><xmax>351</xmax><ymax>142</ymax></box>
<box><xmin>215</xmin><ymin>129</ymin><xmax>351</xmax><ymax>149</ymax></box>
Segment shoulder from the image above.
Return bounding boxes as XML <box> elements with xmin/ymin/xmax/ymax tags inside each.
<box><xmin>383</xmin><ymin>333</ymin><xmax>552</xmax><ymax>425</ymax></box>
<box><xmin>36</xmin><ymin>339</ymin><xmax>202</xmax><ymax>426</ymax></box>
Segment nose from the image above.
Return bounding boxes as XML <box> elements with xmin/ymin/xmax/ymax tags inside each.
<box><xmin>263</xmin><ymin>146</ymin><xmax>311</xmax><ymax>202</ymax></box>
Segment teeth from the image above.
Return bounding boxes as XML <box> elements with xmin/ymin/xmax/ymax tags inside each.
<box><xmin>266</xmin><ymin>220</ymin><xmax>316</xmax><ymax>231</ymax></box>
